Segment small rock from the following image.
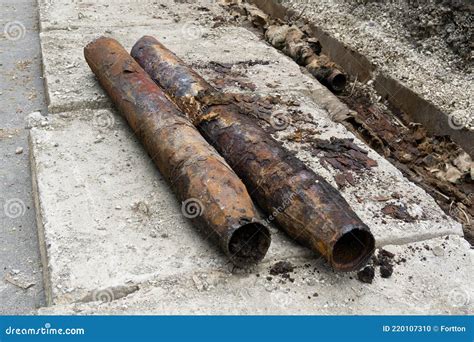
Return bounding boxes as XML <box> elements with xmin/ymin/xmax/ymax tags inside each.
<box><xmin>432</xmin><ymin>245</ymin><xmax>445</xmax><ymax>257</ymax></box>
<box><xmin>15</xmin><ymin>147</ymin><xmax>23</xmax><ymax>154</ymax></box>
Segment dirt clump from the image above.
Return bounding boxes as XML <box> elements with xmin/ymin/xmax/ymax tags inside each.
<box><xmin>270</xmin><ymin>260</ymin><xmax>294</xmax><ymax>275</ymax></box>
<box><xmin>373</xmin><ymin>249</ymin><xmax>395</xmax><ymax>279</ymax></box>
<box><xmin>357</xmin><ymin>266</ymin><xmax>375</xmax><ymax>284</ymax></box>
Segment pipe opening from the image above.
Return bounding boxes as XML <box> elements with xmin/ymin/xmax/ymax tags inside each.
<box><xmin>332</xmin><ymin>229</ymin><xmax>375</xmax><ymax>271</ymax></box>
<box><xmin>229</xmin><ymin>222</ymin><xmax>271</xmax><ymax>266</ymax></box>
<box><xmin>328</xmin><ymin>72</ymin><xmax>347</xmax><ymax>92</ymax></box>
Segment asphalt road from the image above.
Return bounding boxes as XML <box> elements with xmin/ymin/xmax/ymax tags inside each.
<box><xmin>0</xmin><ymin>0</ymin><xmax>46</xmax><ymax>314</ymax></box>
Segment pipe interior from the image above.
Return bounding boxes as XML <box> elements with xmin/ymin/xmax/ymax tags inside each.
<box><xmin>332</xmin><ymin>229</ymin><xmax>375</xmax><ymax>270</ymax></box>
<box><xmin>330</xmin><ymin>73</ymin><xmax>347</xmax><ymax>92</ymax></box>
<box><xmin>229</xmin><ymin>223</ymin><xmax>271</xmax><ymax>266</ymax></box>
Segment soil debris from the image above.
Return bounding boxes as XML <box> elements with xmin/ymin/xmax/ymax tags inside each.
<box><xmin>270</xmin><ymin>261</ymin><xmax>294</xmax><ymax>276</ymax></box>
<box><xmin>373</xmin><ymin>249</ymin><xmax>395</xmax><ymax>279</ymax></box>
<box><xmin>357</xmin><ymin>266</ymin><xmax>375</xmax><ymax>284</ymax></box>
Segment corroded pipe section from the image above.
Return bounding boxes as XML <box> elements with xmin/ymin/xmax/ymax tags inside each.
<box><xmin>265</xmin><ymin>24</ymin><xmax>346</xmax><ymax>92</ymax></box>
<box><xmin>132</xmin><ymin>36</ymin><xmax>375</xmax><ymax>271</ymax></box>
<box><xmin>84</xmin><ymin>37</ymin><xmax>270</xmax><ymax>266</ymax></box>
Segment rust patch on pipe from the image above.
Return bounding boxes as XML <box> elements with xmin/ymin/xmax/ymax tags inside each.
<box><xmin>84</xmin><ymin>37</ymin><xmax>270</xmax><ymax>267</ymax></box>
<box><xmin>132</xmin><ymin>36</ymin><xmax>375</xmax><ymax>271</ymax></box>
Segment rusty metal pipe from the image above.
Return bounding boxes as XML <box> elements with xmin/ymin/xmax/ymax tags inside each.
<box><xmin>264</xmin><ymin>24</ymin><xmax>346</xmax><ymax>92</ymax></box>
<box><xmin>307</xmin><ymin>65</ymin><xmax>347</xmax><ymax>93</ymax></box>
<box><xmin>84</xmin><ymin>37</ymin><xmax>270</xmax><ymax>266</ymax></box>
<box><xmin>326</xmin><ymin>70</ymin><xmax>347</xmax><ymax>93</ymax></box>
<box><xmin>131</xmin><ymin>36</ymin><xmax>375</xmax><ymax>271</ymax></box>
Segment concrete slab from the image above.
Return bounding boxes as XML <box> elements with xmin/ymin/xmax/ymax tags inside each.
<box><xmin>37</xmin><ymin>0</ymin><xmax>213</xmax><ymax>31</ymax></box>
<box><xmin>34</xmin><ymin>0</ymin><xmax>469</xmax><ymax>315</ymax></box>
<box><xmin>29</xmin><ymin>109</ymin><xmax>311</xmax><ymax>305</ymax></box>
<box><xmin>39</xmin><ymin>24</ymin><xmax>305</xmax><ymax>113</ymax></box>
<box><xmin>38</xmin><ymin>235</ymin><xmax>474</xmax><ymax>314</ymax></box>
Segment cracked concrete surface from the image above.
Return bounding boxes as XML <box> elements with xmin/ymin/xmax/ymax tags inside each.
<box><xmin>28</xmin><ymin>0</ymin><xmax>473</xmax><ymax>314</ymax></box>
